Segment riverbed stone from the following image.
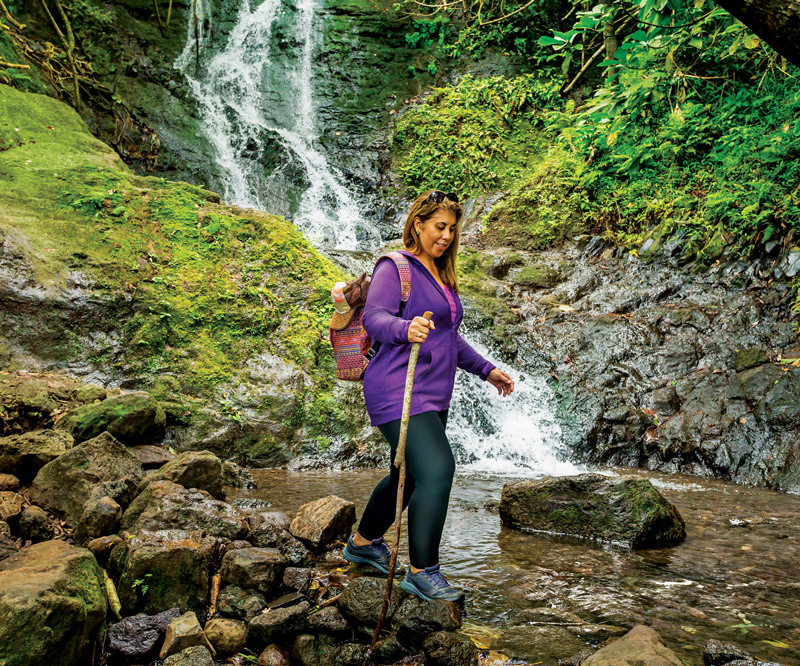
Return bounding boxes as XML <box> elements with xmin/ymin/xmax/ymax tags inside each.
<box><xmin>283</xmin><ymin>566</ymin><xmax>312</xmax><ymax>592</ymax></box>
<box><xmin>218</xmin><ymin>584</ymin><xmax>268</xmax><ymax>622</ymax></box>
<box><xmin>703</xmin><ymin>639</ymin><xmax>757</xmax><ymax>665</ymax></box>
<box><xmin>390</xmin><ymin>595</ymin><xmax>462</xmax><ymax>641</ymax></box>
<box><xmin>338</xmin><ymin>575</ymin><xmax>404</xmax><ymax>627</ymax></box>
<box><xmin>306</xmin><ymin>605</ymin><xmax>349</xmax><ymax>633</ymax></box>
<box><xmin>0</xmin><ymin>473</ymin><xmax>19</xmax><ymax>491</ymax></box>
<box><xmin>121</xmin><ymin>480</ymin><xmax>248</xmax><ymax>540</ymax></box>
<box><xmin>162</xmin><ymin>645</ymin><xmax>215</xmax><ymax>666</ymax></box>
<box><xmin>204</xmin><ymin>617</ymin><xmax>247</xmax><ymax>655</ymax></box>
<box><xmin>289</xmin><ymin>495</ymin><xmax>356</xmax><ymax>551</ymax></box>
<box><xmin>247</xmin><ymin>600</ymin><xmax>310</xmax><ymax>648</ymax></box>
<box><xmin>0</xmin><ymin>430</ymin><xmax>73</xmax><ymax>482</ymax></box>
<box><xmin>117</xmin><ymin>530</ymin><xmax>216</xmax><ymax>615</ymax></box>
<box><xmin>258</xmin><ymin>643</ymin><xmax>290</xmax><ymax>666</ymax></box>
<box><xmin>140</xmin><ymin>450</ymin><xmax>225</xmax><ymax>499</ymax></box>
<box><xmin>335</xmin><ymin>643</ymin><xmax>371</xmax><ymax>665</ymax></box>
<box><xmin>223</xmin><ymin>460</ymin><xmax>257</xmax><ymax>488</ymax></box>
<box><xmin>129</xmin><ymin>444</ymin><xmax>175</xmax><ymax>468</ymax></box>
<box><xmin>220</xmin><ymin>547</ymin><xmax>286</xmax><ymax>596</ymax></box>
<box><xmin>27</xmin><ymin>431</ymin><xmax>144</xmax><ymax>523</ymax></box>
<box><xmin>108</xmin><ymin>607</ymin><xmax>181</xmax><ymax>658</ymax></box>
<box><xmin>499</xmin><ymin>474</ymin><xmax>686</xmax><ymax>549</ymax></box>
<box><xmin>55</xmin><ymin>391</ymin><xmax>166</xmax><ymax>445</ymax></box>
<box><xmin>88</xmin><ymin>474</ymin><xmax>140</xmax><ymax>511</ymax></box>
<box><xmin>0</xmin><ymin>540</ymin><xmax>107</xmax><ymax>666</ymax></box>
<box><xmin>18</xmin><ymin>505</ymin><xmax>50</xmax><ymax>542</ymax></box>
<box><xmin>160</xmin><ymin>611</ymin><xmax>216</xmax><ymax>659</ymax></box>
<box><xmin>498</xmin><ymin>624</ymin><xmax>587</xmax><ymax>663</ymax></box>
<box><xmin>422</xmin><ymin>631</ymin><xmax>479</xmax><ymax>666</ymax></box>
<box><xmin>291</xmin><ymin>633</ymin><xmax>339</xmax><ymax>666</ymax></box>
<box><xmin>249</xmin><ymin>510</ymin><xmax>312</xmax><ymax>565</ymax></box>
<box><xmin>581</xmin><ymin>625</ymin><xmax>683</xmax><ymax>666</ymax></box>
<box><xmin>75</xmin><ymin>495</ymin><xmax>122</xmax><ymax>545</ymax></box>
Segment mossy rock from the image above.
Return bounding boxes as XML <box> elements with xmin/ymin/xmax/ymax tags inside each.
<box><xmin>512</xmin><ymin>263</ymin><xmax>562</xmax><ymax>289</ymax></box>
<box><xmin>499</xmin><ymin>473</ymin><xmax>686</xmax><ymax>549</ymax></box>
<box><xmin>55</xmin><ymin>392</ymin><xmax>166</xmax><ymax>446</ymax></box>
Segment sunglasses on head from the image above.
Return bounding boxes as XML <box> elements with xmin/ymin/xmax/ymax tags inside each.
<box><xmin>427</xmin><ymin>190</ymin><xmax>459</xmax><ymax>204</ymax></box>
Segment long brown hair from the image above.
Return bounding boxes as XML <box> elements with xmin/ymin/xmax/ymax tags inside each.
<box><xmin>402</xmin><ymin>190</ymin><xmax>463</xmax><ymax>291</ymax></box>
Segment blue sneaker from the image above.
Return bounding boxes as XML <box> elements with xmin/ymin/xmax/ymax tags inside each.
<box><xmin>400</xmin><ymin>564</ymin><xmax>463</xmax><ymax>602</ymax></box>
<box><xmin>343</xmin><ymin>535</ymin><xmax>404</xmax><ymax>575</ymax></box>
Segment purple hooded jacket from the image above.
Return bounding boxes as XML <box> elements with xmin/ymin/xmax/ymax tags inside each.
<box><xmin>362</xmin><ymin>250</ymin><xmax>495</xmax><ymax>426</ymax></box>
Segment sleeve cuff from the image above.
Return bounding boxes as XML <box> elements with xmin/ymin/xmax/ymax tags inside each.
<box><xmin>479</xmin><ymin>361</ymin><xmax>495</xmax><ymax>381</ymax></box>
<box><xmin>399</xmin><ymin>320</ymin><xmax>412</xmax><ymax>344</ymax></box>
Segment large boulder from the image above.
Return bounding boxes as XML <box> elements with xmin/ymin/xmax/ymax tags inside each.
<box><xmin>338</xmin><ymin>576</ymin><xmax>404</xmax><ymax>627</ymax></box>
<box><xmin>499</xmin><ymin>474</ymin><xmax>686</xmax><ymax>549</ymax></box>
<box><xmin>0</xmin><ymin>430</ymin><xmax>73</xmax><ymax>482</ymax></box>
<box><xmin>108</xmin><ymin>607</ymin><xmax>181</xmax><ymax>659</ymax></box>
<box><xmin>55</xmin><ymin>391</ymin><xmax>166</xmax><ymax>445</ymax></box>
<box><xmin>116</xmin><ymin>530</ymin><xmax>216</xmax><ymax>615</ymax></box>
<box><xmin>0</xmin><ymin>540</ymin><xmax>107</xmax><ymax>666</ymax></box>
<box><xmin>120</xmin><ymin>480</ymin><xmax>248</xmax><ymax>540</ymax></box>
<box><xmin>27</xmin><ymin>431</ymin><xmax>144</xmax><ymax>523</ymax></box>
<box><xmin>390</xmin><ymin>596</ymin><xmax>462</xmax><ymax>642</ymax></box>
<box><xmin>289</xmin><ymin>495</ymin><xmax>356</xmax><ymax>551</ymax></box>
<box><xmin>581</xmin><ymin>625</ymin><xmax>684</xmax><ymax>666</ymax></box>
<box><xmin>219</xmin><ymin>547</ymin><xmax>286</xmax><ymax>597</ymax></box>
<box><xmin>140</xmin><ymin>450</ymin><xmax>225</xmax><ymax>500</ymax></box>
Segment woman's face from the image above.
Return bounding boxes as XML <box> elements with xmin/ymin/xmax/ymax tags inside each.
<box><xmin>414</xmin><ymin>209</ymin><xmax>457</xmax><ymax>264</ymax></box>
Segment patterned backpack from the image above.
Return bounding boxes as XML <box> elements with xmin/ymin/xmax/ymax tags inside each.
<box><xmin>329</xmin><ymin>252</ymin><xmax>412</xmax><ymax>381</ymax></box>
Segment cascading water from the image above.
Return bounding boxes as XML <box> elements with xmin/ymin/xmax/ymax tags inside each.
<box><xmin>175</xmin><ymin>0</ymin><xmax>581</xmax><ymax>476</ymax></box>
<box><xmin>174</xmin><ymin>0</ymin><xmax>380</xmax><ymax>250</ymax></box>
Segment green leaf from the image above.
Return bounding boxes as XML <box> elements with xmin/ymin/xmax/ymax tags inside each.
<box><xmin>538</xmin><ymin>36</ymin><xmax>565</xmax><ymax>47</ymax></box>
<box><xmin>630</xmin><ymin>30</ymin><xmax>649</xmax><ymax>42</ymax></box>
<box><xmin>689</xmin><ymin>37</ymin><xmax>704</xmax><ymax>48</ymax></box>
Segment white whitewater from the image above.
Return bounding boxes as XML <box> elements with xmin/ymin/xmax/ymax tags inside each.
<box><xmin>175</xmin><ymin>0</ymin><xmax>378</xmax><ymax>250</ymax></box>
<box><xmin>175</xmin><ymin>0</ymin><xmax>579</xmax><ymax>476</ymax></box>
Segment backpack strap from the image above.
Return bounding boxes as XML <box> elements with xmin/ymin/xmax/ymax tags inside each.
<box><xmin>364</xmin><ymin>252</ymin><xmax>414</xmax><ymax>360</ymax></box>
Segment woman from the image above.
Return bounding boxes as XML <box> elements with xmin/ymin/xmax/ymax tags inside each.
<box><xmin>343</xmin><ymin>189</ymin><xmax>515</xmax><ymax>601</ymax></box>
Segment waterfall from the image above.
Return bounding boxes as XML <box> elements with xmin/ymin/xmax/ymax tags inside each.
<box><xmin>175</xmin><ymin>0</ymin><xmax>380</xmax><ymax>250</ymax></box>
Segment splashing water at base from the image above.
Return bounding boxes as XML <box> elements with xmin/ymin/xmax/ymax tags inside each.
<box><xmin>448</xmin><ymin>329</ymin><xmax>583</xmax><ymax>477</ymax></box>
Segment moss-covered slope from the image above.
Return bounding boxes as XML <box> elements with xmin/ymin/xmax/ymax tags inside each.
<box><xmin>0</xmin><ymin>83</ymin><xmax>364</xmax><ymax>463</ymax></box>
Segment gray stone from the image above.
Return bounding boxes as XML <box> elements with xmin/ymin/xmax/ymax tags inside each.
<box><xmin>220</xmin><ymin>547</ymin><xmax>286</xmax><ymax>596</ymax></box>
<box><xmin>289</xmin><ymin>495</ymin><xmax>356</xmax><ymax>551</ymax></box>
<box><xmin>500</xmin><ymin>474</ymin><xmax>686</xmax><ymax>549</ymax></box>
<box><xmin>306</xmin><ymin>606</ymin><xmax>349</xmax><ymax>633</ymax></box>
<box><xmin>247</xmin><ymin>600</ymin><xmax>310</xmax><ymax>648</ymax></box>
<box><xmin>75</xmin><ymin>496</ymin><xmax>121</xmax><ymax>545</ymax></box>
<box><xmin>128</xmin><ymin>444</ymin><xmax>175</xmax><ymax>468</ymax></box>
<box><xmin>108</xmin><ymin>607</ymin><xmax>181</xmax><ymax>658</ymax></box>
<box><xmin>140</xmin><ymin>450</ymin><xmax>225</xmax><ymax>500</ymax></box>
<box><xmin>422</xmin><ymin>631</ymin><xmax>479</xmax><ymax>666</ymax></box>
<box><xmin>258</xmin><ymin>643</ymin><xmax>290</xmax><ymax>666</ymax></box>
<box><xmin>218</xmin><ymin>585</ymin><xmax>267</xmax><ymax>622</ymax></box>
<box><xmin>159</xmin><ymin>611</ymin><xmax>216</xmax><ymax>659</ymax></box>
<box><xmin>162</xmin><ymin>645</ymin><xmax>215</xmax><ymax>666</ymax></box>
<box><xmin>291</xmin><ymin>633</ymin><xmax>339</xmax><ymax>666</ymax></box>
<box><xmin>390</xmin><ymin>595</ymin><xmax>462</xmax><ymax>641</ymax></box>
<box><xmin>703</xmin><ymin>639</ymin><xmax>757</xmax><ymax>665</ymax></box>
<box><xmin>250</xmin><ymin>511</ymin><xmax>311</xmax><ymax>565</ymax></box>
<box><xmin>335</xmin><ymin>643</ymin><xmax>370</xmax><ymax>666</ymax></box>
<box><xmin>338</xmin><ymin>576</ymin><xmax>404</xmax><ymax>627</ymax></box>
<box><xmin>283</xmin><ymin>566</ymin><xmax>312</xmax><ymax>592</ymax></box>
<box><xmin>223</xmin><ymin>460</ymin><xmax>256</xmax><ymax>489</ymax></box>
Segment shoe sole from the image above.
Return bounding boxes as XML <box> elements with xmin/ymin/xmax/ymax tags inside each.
<box><xmin>343</xmin><ymin>545</ymin><xmax>396</xmax><ymax>575</ymax></box>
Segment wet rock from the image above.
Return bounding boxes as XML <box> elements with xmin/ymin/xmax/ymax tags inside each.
<box><xmin>561</xmin><ymin>648</ymin><xmax>597</xmax><ymax>665</ymax></box>
<box><xmin>250</xmin><ymin>513</ymin><xmax>312</xmax><ymax>566</ymax></box>
<box><xmin>220</xmin><ymin>547</ymin><xmax>286</xmax><ymax>597</ymax></box>
<box><xmin>0</xmin><ymin>532</ymin><xmax>19</xmax><ymax>560</ymax></box>
<box><xmin>121</xmin><ymin>480</ymin><xmax>247</xmax><ymax>540</ymax></box>
<box><xmin>306</xmin><ymin>605</ymin><xmax>349</xmax><ymax>633</ymax></box>
<box><xmin>162</xmin><ymin>645</ymin><xmax>215</xmax><ymax>666</ymax></box>
<box><xmin>422</xmin><ymin>631</ymin><xmax>479</xmax><ymax>666</ymax></box>
<box><xmin>88</xmin><ymin>474</ymin><xmax>140</xmax><ymax>511</ymax></box>
<box><xmin>338</xmin><ymin>576</ymin><xmax>404</xmax><ymax>627</ymax></box>
<box><xmin>74</xmin><ymin>496</ymin><xmax>121</xmax><ymax>545</ymax></box>
<box><xmin>108</xmin><ymin>607</ymin><xmax>181</xmax><ymax>658</ymax></box>
<box><xmin>223</xmin><ymin>460</ymin><xmax>257</xmax><ymax>489</ymax></box>
<box><xmin>117</xmin><ymin>530</ymin><xmax>216</xmax><ymax>615</ymax></box>
<box><xmin>500</xmin><ymin>474</ymin><xmax>686</xmax><ymax>549</ymax></box>
<box><xmin>75</xmin><ymin>383</ymin><xmax>107</xmax><ymax>404</ymax></box>
<box><xmin>581</xmin><ymin>625</ymin><xmax>683</xmax><ymax>665</ymax></box>
<box><xmin>498</xmin><ymin>624</ymin><xmax>587</xmax><ymax>663</ymax></box>
<box><xmin>86</xmin><ymin>534</ymin><xmax>123</xmax><ymax>566</ymax></box>
<box><xmin>258</xmin><ymin>643</ymin><xmax>290</xmax><ymax>666</ymax></box>
<box><xmin>0</xmin><ymin>473</ymin><xmax>19</xmax><ymax>491</ymax></box>
<box><xmin>372</xmin><ymin>632</ymin><xmax>408</xmax><ymax>662</ymax></box>
<box><xmin>247</xmin><ymin>600</ymin><xmax>310</xmax><ymax>648</ymax></box>
<box><xmin>0</xmin><ymin>430</ymin><xmax>73</xmax><ymax>482</ymax></box>
<box><xmin>218</xmin><ymin>585</ymin><xmax>268</xmax><ymax>622</ymax></box>
<box><xmin>336</xmin><ymin>643</ymin><xmax>370</xmax><ymax>665</ymax></box>
<box><xmin>140</xmin><ymin>450</ymin><xmax>225</xmax><ymax>500</ymax></box>
<box><xmin>289</xmin><ymin>495</ymin><xmax>356</xmax><ymax>551</ymax></box>
<box><xmin>28</xmin><ymin>432</ymin><xmax>144</xmax><ymax>524</ymax></box>
<box><xmin>0</xmin><ymin>491</ymin><xmax>23</xmax><ymax>524</ymax></box>
<box><xmin>18</xmin><ymin>505</ymin><xmax>50</xmax><ymax>543</ymax></box>
<box><xmin>160</xmin><ymin>611</ymin><xmax>216</xmax><ymax>659</ymax></box>
<box><xmin>0</xmin><ymin>540</ymin><xmax>107</xmax><ymax>665</ymax></box>
<box><xmin>291</xmin><ymin>633</ymin><xmax>339</xmax><ymax>666</ymax></box>
<box><xmin>703</xmin><ymin>639</ymin><xmax>757</xmax><ymax>665</ymax></box>
<box><xmin>283</xmin><ymin>566</ymin><xmax>312</xmax><ymax>592</ymax></box>
<box><xmin>513</xmin><ymin>263</ymin><xmax>563</xmax><ymax>289</ymax></box>
<box><xmin>129</xmin><ymin>444</ymin><xmax>175</xmax><ymax>468</ymax></box>
<box><xmin>55</xmin><ymin>391</ymin><xmax>166</xmax><ymax>445</ymax></box>
<box><xmin>204</xmin><ymin>617</ymin><xmax>247</xmax><ymax>655</ymax></box>
<box><xmin>390</xmin><ymin>595</ymin><xmax>462</xmax><ymax>641</ymax></box>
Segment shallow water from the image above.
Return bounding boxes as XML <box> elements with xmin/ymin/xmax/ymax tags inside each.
<box><xmin>228</xmin><ymin>467</ymin><xmax>800</xmax><ymax>665</ymax></box>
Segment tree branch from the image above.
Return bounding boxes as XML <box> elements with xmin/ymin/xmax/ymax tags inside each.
<box><xmin>0</xmin><ymin>0</ymin><xmax>25</xmax><ymax>29</ymax></box>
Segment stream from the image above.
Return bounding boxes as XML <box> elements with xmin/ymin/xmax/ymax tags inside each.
<box><xmin>228</xmin><ymin>468</ymin><xmax>800</xmax><ymax>666</ymax></box>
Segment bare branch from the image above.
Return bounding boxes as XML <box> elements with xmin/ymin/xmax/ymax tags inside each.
<box><xmin>0</xmin><ymin>0</ymin><xmax>25</xmax><ymax>30</ymax></box>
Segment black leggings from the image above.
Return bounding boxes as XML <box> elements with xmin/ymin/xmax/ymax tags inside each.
<box><xmin>357</xmin><ymin>410</ymin><xmax>454</xmax><ymax>569</ymax></box>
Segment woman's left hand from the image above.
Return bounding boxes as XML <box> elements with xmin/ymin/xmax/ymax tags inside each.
<box><xmin>487</xmin><ymin>368</ymin><xmax>514</xmax><ymax>397</ymax></box>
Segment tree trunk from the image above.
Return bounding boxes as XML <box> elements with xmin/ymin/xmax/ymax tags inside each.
<box><xmin>714</xmin><ymin>0</ymin><xmax>800</xmax><ymax>67</ymax></box>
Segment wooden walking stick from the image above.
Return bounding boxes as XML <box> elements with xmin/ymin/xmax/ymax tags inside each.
<box><xmin>369</xmin><ymin>311</ymin><xmax>433</xmax><ymax>651</ymax></box>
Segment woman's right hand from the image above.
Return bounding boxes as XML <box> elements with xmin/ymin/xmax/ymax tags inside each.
<box><xmin>408</xmin><ymin>316</ymin><xmax>435</xmax><ymax>343</ymax></box>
